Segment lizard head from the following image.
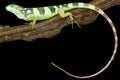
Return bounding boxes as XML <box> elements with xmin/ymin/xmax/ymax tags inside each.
<box><xmin>6</xmin><ymin>4</ymin><xmax>25</xmax><ymax>19</ymax></box>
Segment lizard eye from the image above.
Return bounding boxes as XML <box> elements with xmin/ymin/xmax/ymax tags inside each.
<box><xmin>10</xmin><ymin>4</ymin><xmax>14</xmax><ymax>7</ymax></box>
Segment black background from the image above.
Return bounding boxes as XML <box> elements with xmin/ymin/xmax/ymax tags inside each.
<box><xmin>0</xmin><ymin>0</ymin><xmax>119</xmax><ymax>80</ymax></box>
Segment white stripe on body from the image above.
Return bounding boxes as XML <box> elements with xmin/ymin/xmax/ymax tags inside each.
<box><xmin>53</xmin><ymin>6</ymin><xmax>59</xmax><ymax>13</ymax></box>
<box><xmin>68</xmin><ymin>3</ymin><xmax>73</xmax><ymax>7</ymax></box>
<box><xmin>33</xmin><ymin>8</ymin><xmax>41</xmax><ymax>16</ymax></box>
<box><xmin>44</xmin><ymin>7</ymin><xmax>52</xmax><ymax>15</ymax></box>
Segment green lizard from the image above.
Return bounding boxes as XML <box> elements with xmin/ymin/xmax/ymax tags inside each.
<box><xmin>6</xmin><ymin>2</ymin><xmax>118</xmax><ymax>79</ymax></box>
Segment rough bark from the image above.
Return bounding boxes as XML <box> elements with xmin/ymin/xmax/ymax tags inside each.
<box><xmin>0</xmin><ymin>0</ymin><xmax>120</xmax><ymax>43</ymax></box>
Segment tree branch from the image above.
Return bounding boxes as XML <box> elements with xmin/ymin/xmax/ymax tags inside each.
<box><xmin>0</xmin><ymin>0</ymin><xmax>120</xmax><ymax>43</ymax></box>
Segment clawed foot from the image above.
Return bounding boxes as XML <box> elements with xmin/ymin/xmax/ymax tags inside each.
<box><xmin>68</xmin><ymin>15</ymin><xmax>81</xmax><ymax>28</ymax></box>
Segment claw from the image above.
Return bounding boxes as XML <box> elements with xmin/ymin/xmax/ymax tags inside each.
<box><xmin>68</xmin><ymin>15</ymin><xmax>81</xmax><ymax>28</ymax></box>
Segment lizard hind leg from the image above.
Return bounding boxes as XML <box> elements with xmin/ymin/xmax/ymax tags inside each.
<box><xmin>58</xmin><ymin>8</ymin><xmax>81</xmax><ymax>28</ymax></box>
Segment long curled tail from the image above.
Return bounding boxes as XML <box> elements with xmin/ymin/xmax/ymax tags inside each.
<box><xmin>51</xmin><ymin>2</ymin><xmax>118</xmax><ymax>79</ymax></box>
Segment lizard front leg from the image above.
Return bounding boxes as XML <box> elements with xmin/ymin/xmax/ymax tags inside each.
<box><xmin>29</xmin><ymin>16</ymin><xmax>37</xmax><ymax>29</ymax></box>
